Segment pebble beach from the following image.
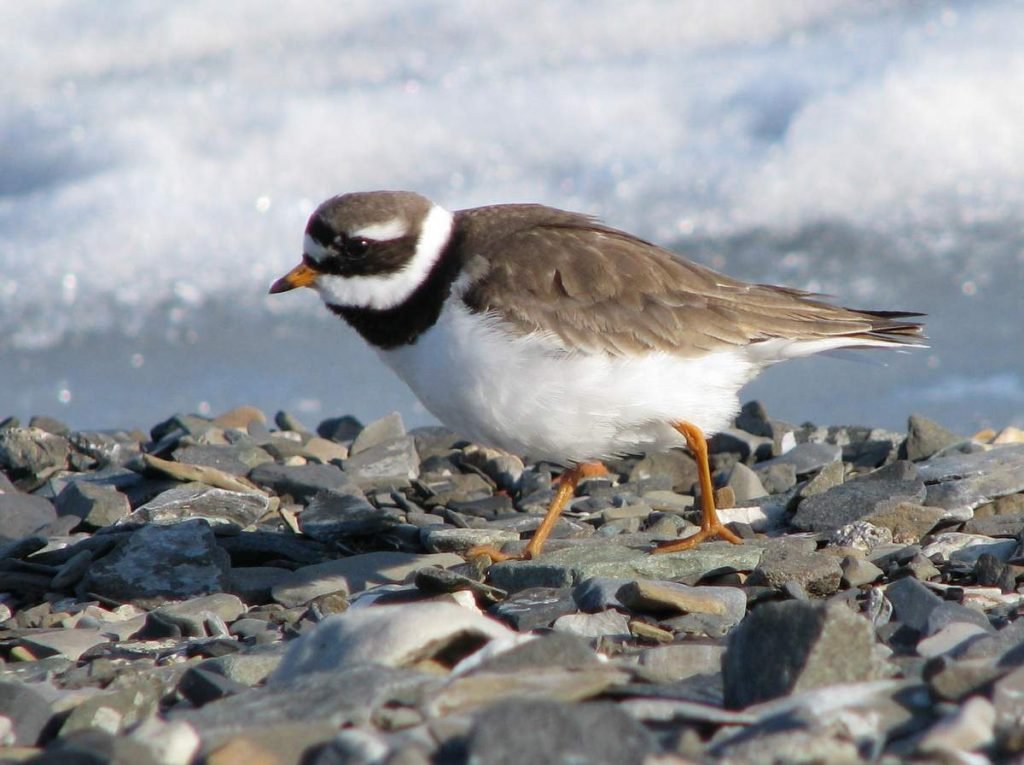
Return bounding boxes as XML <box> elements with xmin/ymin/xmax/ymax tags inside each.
<box><xmin>1</xmin><ymin>403</ymin><xmax>1023</xmax><ymax>764</ymax></box>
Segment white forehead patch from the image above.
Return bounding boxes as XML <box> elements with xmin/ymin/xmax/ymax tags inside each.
<box><xmin>303</xmin><ymin>233</ymin><xmax>331</xmax><ymax>264</ymax></box>
<box><xmin>350</xmin><ymin>217</ymin><xmax>409</xmax><ymax>242</ymax></box>
<box><xmin>315</xmin><ymin>203</ymin><xmax>454</xmax><ymax>311</ymax></box>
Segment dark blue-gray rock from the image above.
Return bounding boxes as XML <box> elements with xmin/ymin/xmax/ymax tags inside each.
<box><xmin>974</xmin><ymin>553</ymin><xmax>1018</xmax><ymax>593</ymax></box>
<box><xmin>962</xmin><ymin>513</ymin><xmax>1024</xmax><ymax>538</ymax></box>
<box><xmin>465</xmin><ymin>698</ymin><xmax>655</xmax><ymax>765</ymax></box>
<box><xmin>299</xmin><ymin>488</ymin><xmax>401</xmax><ymax>540</ymax></box>
<box><xmin>0</xmin><ymin>490</ymin><xmax>56</xmax><ymax>542</ymax></box>
<box><xmin>758</xmin><ymin>442</ymin><xmax>842</xmax><ymax>477</ymax></box>
<box><xmin>227</xmin><ymin>566</ymin><xmax>293</xmax><ymax>604</ymax></box>
<box><xmin>413</xmin><ymin>565</ymin><xmax>507</xmax><ymax>604</ymax></box>
<box><xmin>316</xmin><ymin>415</ymin><xmax>363</xmax><ymax>443</ymax></box>
<box><xmin>573</xmin><ymin>577</ymin><xmax>630</xmax><ymax>612</ymax></box>
<box><xmin>884</xmin><ymin>576</ymin><xmax>944</xmax><ymax>636</ymax></box>
<box><xmin>747</xmin><ymin>544</ymin><xmax>844</xmax><ymax>596</ymax></box>
<box><xmin>248</xmin><ymin>462</ymin><xmax>355</xmax><ymax>502</ymax></box>
<box><xmin>178</xmin><ymin>666</ymin><xmax>251</xmax><ymax>706</ymax></box>
<box><xmin>489</xmin><ymin>587</ymin><xmax>578</xmax><ymax>631</ymax></box>
<box><xmin>840</xmin><ymin>555</ymin><xmax>884</xmax><ymax>588</ymax></box>
<box><xmin>710</xmin><ymin>428</ymin><xmax>774</xmax><ymax>463</ymax></box>
<box><xmin>80</xmin><ymin>519</ymin><xmax>230</xmax><ymax>606</ymax></box>
<box><xmin>0</xmin><ymin>426</ymin><xmax>69</xmax><ymax>481</ymax></box>
<box><xmin>791</xmin><ymin>461</ymin><xmax>926</xmax><ymax>532</ymax></box>
<box><xmin>925</xmin><ymin>601</ymin><xmax>994</xmax><ymax>637</ymax></box>
<box><xmin>173</xmin><ymin>665</ymin><xmax>439</xmax><ymax>745</ymax></box>
<box><xmin>55</xmin><ymin>481</ymin><xmax>131</xmax><ymax>529</ymax></box>
<box><xmin>216</xmin><ymin>529</ymin><xmax>327</xmax><ymax>566</ymax></box>
<box><xmin>918</xmin><ymin>444</ymin><xmax>1024</xmax><ymax>513</ymax></box>
<box><xmin>172</xmin><ymin>443</ymin><xmax>272</xmax><ymax>475</ymax></box>
<box><xmin>723</xmin><ymin>599</ymin><xmax>888</xmax><ymax>708</ymax></box>
<box><xmin>0</xmin><ymin>681</ymin><xmax>55</xmax><ymax>745</ymax></box>
<box><xmin>271</xmin><ymin>551</ymin><xmax>463</xmax><ymax>605</ymax></box>
<box><xmin>469</xmin><ymin>632</ymin><xmax>600</xmax><ymax>674</ymax></box>
<box><xmin>902</xmin><ymin>414</ymin><xmax>964</xmax><ymax>461</ymax></box>
<box><xmin>341</xmin><ymin>436</ymin><xmax>419</xmax><ymax>490</ymax></box>
<box><xmin>123</xmin><ymin>483</ymin><xmax>271</xmax><ymax>530</ymax></box>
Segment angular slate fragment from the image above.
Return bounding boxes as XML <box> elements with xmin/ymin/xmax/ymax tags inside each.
<box><xmin>249</xmin><ymin>462</ymin><xmax>355</xmax><ymax>503</ymax></box>
<box><xmin>465</xmin><ymin>698</ymin><xmax>655</xmax><ymax>765</ymax></box>
<box><xmin>80</xmin><ymin>519</ymin><xmax>230</xmax><ymax>606</ymax></box>
<box><xmin>918</xmin><ymin>444</ymin><xmax>1024</xmax><ymax>513</ymax></box>
<box><xmin>791</xmin><ymin>461</ymin><xmax>926</xmax><ymax>532</ymax></box>
<box><xmin>298</xmin><ymin>488</ymin><xmax>401</xmax><ymax>540</ymax></box>
<box><xmin>723</xmin><ymin>600</ymin><xmax>887</xmax><ymax>708</ymax></box>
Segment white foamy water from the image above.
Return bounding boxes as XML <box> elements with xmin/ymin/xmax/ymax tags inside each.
<box><xmin>2</xmin><ymin>1</ymin><xmax>1022</xmax><ymax>434</ymax></box>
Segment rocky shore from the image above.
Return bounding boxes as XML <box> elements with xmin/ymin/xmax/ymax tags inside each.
<box><xmin>1</xmin><ymin>403</ymin><xmax>1023</xmax><ymax>764</ymax></box>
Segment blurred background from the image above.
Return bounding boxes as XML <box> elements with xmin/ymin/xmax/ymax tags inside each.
<box><xmin>2</xmin><ymin>1</ymin><xmax>1022</xmax><ymax>435</ymax></box>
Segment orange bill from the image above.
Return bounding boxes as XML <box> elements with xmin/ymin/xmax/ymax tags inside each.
<box><xmin>269</xmin><ymin>262</ymin><xmax>318</xmax><ymax>294</ymax></box>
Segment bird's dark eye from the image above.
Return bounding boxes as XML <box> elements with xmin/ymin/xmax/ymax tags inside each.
<box><xmin>347</xmin><ymin>237</ymin><xmax>370</xmax><ymax>258</ymax></box>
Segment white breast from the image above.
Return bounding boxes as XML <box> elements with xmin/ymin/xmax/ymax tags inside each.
<box><xmin>378</xmin><ymin>301</ymin><xmax>759</xmax><ymax>463</ymax></box>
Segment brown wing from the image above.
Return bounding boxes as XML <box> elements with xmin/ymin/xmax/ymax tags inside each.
<box><xmin>454</xmin><ymin>205</ymin><xmax>923</xmax><ymax>357</ymax></box>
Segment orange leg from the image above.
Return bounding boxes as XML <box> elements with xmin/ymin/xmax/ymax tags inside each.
<box><xmin>468</xmin><ymin>461</ymin><xmax>605</xmax><ymax>562</ymax></box>
<box><xmin>652</xmin><ymin>421</ymin><xmax>743</xmax><ymax>554</ymax></box>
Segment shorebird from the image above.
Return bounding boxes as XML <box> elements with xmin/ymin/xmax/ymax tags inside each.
<box><xmin>271</xmin><ymin>191</ymin><xmax>924</xmax><ymax>559</ymax></box>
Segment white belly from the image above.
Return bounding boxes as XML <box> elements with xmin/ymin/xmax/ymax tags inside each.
<box><xmin>379</xmin><ymin>302</ymin><xmax>758</xmax><ymax>463</ymax></box>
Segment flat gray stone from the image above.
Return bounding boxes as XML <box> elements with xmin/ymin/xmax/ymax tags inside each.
<box><xmin>298</xmin><ymin>488</ymin><xmax>401</xmax><ymax>540</ymax></box>
<box><xmin>464</xmin><ymin>698</ymin><xmax>655</xmax><ymax>765</ymax></box>
<box><xmin>154</xmin><ymin>593</ymin><xmax>246</xmax><ymax>637</ymax></box>
<box><xmin>173</xmin><ymin>665</ymin><xmax>439</xmax><ymax>743</ymax></box>
<box><xmin>757</xmin><ymin>442</ymin><xmax>842</xmax><ymax>476</ymax></box>
<box><xmin>723</xmin><ymin>600</ymin><xmax>889</xmax><ymax>708</ymax></box>
<box><xmin>268</xmin><ymin>602</ymin><xmax>513</xmax><ymax>680</ymax></box>
<box><xmin>350</xmin><ymin>412</ymin><xmax>406</xmax><ymax>455</ymax></box>
<box><xmin>18</xmin><ymin>628</ymin><xmax>110</xmax><ymax>660</ymax></box>
<box><xmin>272</xmin><ymin>551</ymin><xmax>464</xmax><ymax>606</ymax></box>
<box><xmin>0</xmin><ymin>681</ymin><xmax>56</xmax><ymax>745</ymax></box>
<box><xmin>791</xmin><ymin>461</ymin><xmax>926</xmax><ymax>532</ymax></box>
<box><xmin>80</xmin><ymin>519</ymin><xmax>231</xmax><ymax>606</ymax></box>
<box><xmin>248</xmin><ymin>462</ymin><xmax>355</xmax><ymax>503</ymax></box>
<box><xmin>840</xmin><ymin>555</ymin><xmax>884</xmax><ymax>588</ymax></box>
<box><xmin>55</xmin><ymin>481</ymin><xmax>131</xmax><ymax>529</ymax></box>
<box><xmin>618</xmin><ymin>580</ymin><xmax>746</xmax><ymax>625</ymax></box>
<box><xmin>918</xmin><ymin>444</ymin><xmax>1024</xmax><ymax>512</ymax></box>
<box><xmin>638</xmin><ymin>642</ymin><xmax>725</xmax><ymax>683</ymax></box>
<box><xmin>487</xmin><ymin>542</ymin><xmax>763</xmax><ymax>592</ymax></box>
<box><xmin>342</xmin><ymin>436</ymin><xmax>419</xmax><ymax>490</ymax></box>
<box><xmin>864</xmin><ymin>502</ymin><xmax>945</xmax><ymax>544</ymax></box>
<box><xmin>748</xmin><ymin>545</ymin><xmax>844</xmax><ymax>596</ymax></box>
<box><xmin>552</xmin><ymin>610</ymin><xmax>632</xmax><ymax>640</ymax></box>
<box><xmin>421</xmin><ymin>526</ymin><xmax>521</xmax><ymax>554</ymax></box>
<box><xmin>124</xmin><ymin>483</ymin><xmax>271</xmax><ymax>529</ymax></box>
<box><xmin>0</xmin><ymin>491</ymin><xmax>56</xmax><ymax>542</ymax></box>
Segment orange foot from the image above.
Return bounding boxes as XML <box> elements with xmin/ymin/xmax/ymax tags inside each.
<box><xmin>467</xmin><ymin>461</ymin><xmax>606</xmax><ymax>562</ymax></box>
<box><xmin>652</xmin><ymin>421</ymin><xmax>743</xmax><ymax>554</ymax></box>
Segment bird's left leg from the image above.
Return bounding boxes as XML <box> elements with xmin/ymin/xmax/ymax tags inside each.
<box><xmin>652</xmin><ymin>421</ymin><xmax>743</xmax><ymax>554</ymax></box>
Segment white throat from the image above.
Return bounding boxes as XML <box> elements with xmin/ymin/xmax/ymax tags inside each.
<box><xmin>315</xmin><ymin>203</ymin><xmax>454</xmax><ymax>311</ymax></box>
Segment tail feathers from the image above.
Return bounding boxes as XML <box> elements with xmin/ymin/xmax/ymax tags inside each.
<box><xmin>850</xmin><ymin>310</ymin><xmax>927</xmax><ymax>347</ymax></box>
<box><xmin>746</xmin><ymin>309</ymin><xmax>927</xmax><ymax>364</ymax></box>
